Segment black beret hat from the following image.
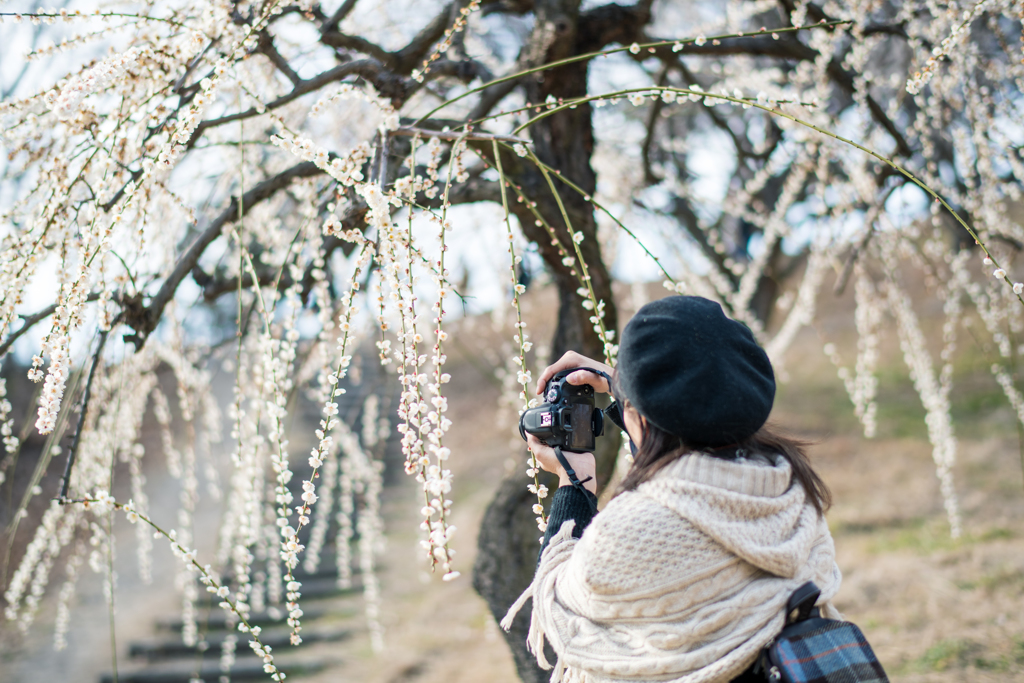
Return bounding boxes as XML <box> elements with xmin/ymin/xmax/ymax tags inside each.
<box><xmin>615</xmin><ymin>296</ymin><xmax>775</xmax><ymax>447</ymax></box>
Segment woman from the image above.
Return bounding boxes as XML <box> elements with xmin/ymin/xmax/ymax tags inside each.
<box><xmin>502</xmin><ymin>296</ymin><xmax>842</xmax><ymax>683</ymax></box>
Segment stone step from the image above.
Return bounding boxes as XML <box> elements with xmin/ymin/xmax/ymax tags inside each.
<box><xmin>214</xmin><ymin>562</ymin><xmax>344</xmax><ymax>586</ymax></box>
<box><xmin>129</xmin><ymin>626</ymin><xmax>350</xmax><ymax>660</ymax></box>
<box><xmin>155</xmin><ymin>603</ymin><xmax>332</xmax><ymax>633</ymax></box>
<box><xmin>192</xmin><ymin>576</ymin><xmax>357</xmax><ymax>611</ymax></box>
<box><xmin>99</xmin><ymin>656</ymin><xmax>329</xmax><ymax>683</ymax></box>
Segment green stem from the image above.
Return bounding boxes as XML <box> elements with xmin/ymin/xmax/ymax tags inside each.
<box><xmin>0</xmin><ymin>11</ymin><xmax>200</xmax><ymax>31</ymax></box>
<box><xmin>54</xmin><ymin>498</ymin><xmax>288</xmax><ymax>681</ymax></box>
<box><xmin>414</xmin><ymin>20</ymin><xmax>851</xmax><ymax>125</ymax></box>
<box><xmin>526</xmin><ymin>148</ymin><xmax>614</xmax><ymax>363</ymax></box>
<box><xmin>496</xmin><ymin>140</ymin><xmax>674</xmax><ymax>283</ymax></box>
<box><xmin>492</xmin><ymin>140</ymin><xmax>546</xmax><ymax>523</ymax></box>
<box><xmin>496</xmin><ymin>83</ymin><xmax>1019</xmax><ymax>307</ymax></box>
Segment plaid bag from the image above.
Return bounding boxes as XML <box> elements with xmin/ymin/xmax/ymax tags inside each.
<box><xmin>760</xmin><ymin>583</ymin><xmax>889</xmax><ymax>683</ymax></box>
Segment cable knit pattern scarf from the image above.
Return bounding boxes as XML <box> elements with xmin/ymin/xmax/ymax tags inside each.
<box><xmin>502</xmin><ymin>452</ymin><xmax>842</xmax><ymax>683</ymax></box>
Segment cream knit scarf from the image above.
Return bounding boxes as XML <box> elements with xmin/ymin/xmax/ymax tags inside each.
<box><xmin>502</xmin><ymin>452</ymin><xmax>842</xmax><ymax>683</ymax></box>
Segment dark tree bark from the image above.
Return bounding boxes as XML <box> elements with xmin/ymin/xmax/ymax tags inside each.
<box><xmin>472</xmin><ymin>471</ymin><xmax>559</xmax><ymax>683</ymax></box>
<box><xmin>471</xmin><ymin>2</ymin><xmax>623</xmax><ymax>681</ymax></box>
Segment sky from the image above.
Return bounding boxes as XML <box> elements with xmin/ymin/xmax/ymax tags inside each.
<box><xmin>0</xmin><ymin>0</ymin><xmax>940</xmax><ymax>366</ymax></box>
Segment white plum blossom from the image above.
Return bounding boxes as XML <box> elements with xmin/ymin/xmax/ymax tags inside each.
<box><xmin>53</xmin><ymin>47</ymin><xmax>140</xmax><ymax>121</ymax></box>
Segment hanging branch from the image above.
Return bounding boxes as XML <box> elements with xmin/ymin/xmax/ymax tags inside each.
<box><xmin>0</xmin><ymin>292</ymin><xmax>103</xmax><ymax>358</ymax></box>
<box><xmin>57</xmin><ymin>328</ymin><xmax>110</xmax><ymax>502</ymax></box>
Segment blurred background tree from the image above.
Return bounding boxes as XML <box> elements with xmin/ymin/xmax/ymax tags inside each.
<box><xmin>2</xmin><ymin>1</ymin><xmax>1024</xmax><ymax>681</ymax></box>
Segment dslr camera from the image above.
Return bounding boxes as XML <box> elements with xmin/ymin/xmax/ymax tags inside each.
<box><xmin>519</xmin><ymin>368</ymin><xmax>606</xmax><ymax>453</ymax></box>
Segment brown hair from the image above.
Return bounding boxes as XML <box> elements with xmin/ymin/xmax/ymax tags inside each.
<box><xmin>612</xmin><ymin>374</ymin><xmax>831</xmax><ymax>515</ymax></box>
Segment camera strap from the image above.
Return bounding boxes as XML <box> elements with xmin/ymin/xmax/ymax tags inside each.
<box><xmin>553</xmin><ymin>445</ymin><xmax>598</xmax><ymax>513</ymax></box>
<box><xmin>566</xmin><ymin>366</ymin><xmax>612</xmax><ymax>388</ymax></box>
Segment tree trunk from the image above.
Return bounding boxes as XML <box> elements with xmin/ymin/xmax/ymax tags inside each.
<box><xmin>472</xmin><ymin>2</ymin><xmax>621</xmax><ymax>680</ymax></box>
<box><xmin>472</xmin><ymin>472</ymin><xmax>557</xmax><ymax>683</ymax></box>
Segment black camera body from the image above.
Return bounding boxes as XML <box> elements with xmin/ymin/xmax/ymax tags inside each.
<box><xmin>519</xmin><ymin>368</ymin><xmax>605</xmax><ymax>452</ymax></box>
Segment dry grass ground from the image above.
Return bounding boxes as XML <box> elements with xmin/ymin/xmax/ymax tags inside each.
<box><xmin>296</xmin><ymin>278</ymin><xmax>1024</xmax><ymax>683</ymax></box>
<box><xmin>4</xmin><ymin>274</ymin><xmax>1024</xmax><ymax>683</ymax></box>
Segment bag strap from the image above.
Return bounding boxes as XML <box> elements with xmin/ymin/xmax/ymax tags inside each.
<box><xmin>785</xmin><ymin>581</ymin><xmax>821</xmax><ymax>626</ymax></box>
<box><xmin>753</xmin><ymin>582</ymin><xmax>825</xmax><ymax>678</ymax></box>
<box><xmin>751</xmin><ymin>583</ymin><xmax>829</xmax><ymax>680</ymax></box>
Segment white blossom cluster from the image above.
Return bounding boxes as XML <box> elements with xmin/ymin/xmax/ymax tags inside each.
<box><xmin>484</xmin><ymin>147</ymin><xmax>551</xmax><ymax>534</ymax></box>
<box><xmin>0</xmin><ymin>378</ymin><xmax>20</xmax><ymax>459</ymax></box>
<box><xmin>905</xmin><ymin>0</ymin><xmax>991</xmax><ymax>95</ymax></box>
<box><xmin>965</xmin><ymin>250</ymin><xmax>1024</xmax><ymax>454</ymax></box>
<box><xmin>764</xmin><ymin>247</ymin><xmax>827</xmax><ymax>367</ymax></box>
<box><xmin>4</xmin><ymin>347</ymin><xmax>173</xmax><ymax>638</ymax></box>
<box><xmin>821</xmin><ymin>272</ymin><xmax>882</xmax><ymax>439</ymax></box>
<box><xmin>126</xmin><ymin>499</ymin><xmax>289</xmax><ymax>683</ymax></box>
<box><xmin>272</xmin><ymin>132</ymin><xmax>372</xmax><ymax>188</ymax></box>
<box><xmin>53</xmin><ymin>46</ymin><xmax>140</xmax><ymax>121</ymax></box>
<box><xmin>310</xmin><ymin>83</ymin><xmax>400</xmax><ymax>132</ymax></box>
<box><xmin>882</xmin><ymin>246</ymin><xmax>962</xmax><ymax>538</ymax></box>
<box><xmin>411</xmin><ymin>0</ymin><xmax>482</xmax><ymax>82</ymax></box>
<box><xmin>336</xmin><ymin>418</ymin><xmax>387</xmax><ymax>649</ymax></box>
<box><xmin>366</xmin><ymin>160</ymin><xmax>459</xmax><ymax>580</ymax></box>
<box><xmin>503</xmin><ymin>176</ymin><xmax>618</xmax><ymax>362</ymax></box>
<box><xmin>5</xmin><ymin>503</ymin><xmax>81</xmax><ymax>632</ymax></box>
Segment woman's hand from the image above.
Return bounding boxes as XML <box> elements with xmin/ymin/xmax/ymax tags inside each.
<box><xmin>526</xmin><ymin>434</ymin><xmax>597</xmax><ymax>494</ymax></box>
<box><xmin>534</xmin><ymin>351</ymin><xmax>613</xmax><ymax>396</ymax></box>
